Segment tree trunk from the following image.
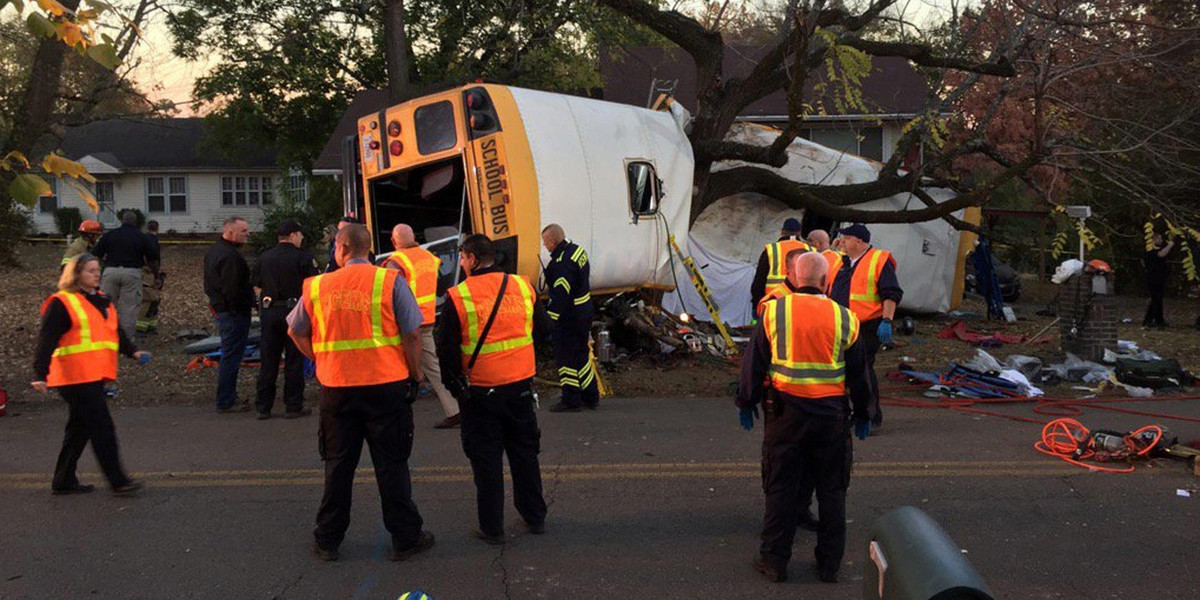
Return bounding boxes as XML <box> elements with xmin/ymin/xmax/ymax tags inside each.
<box><xmin>2</xmin><ymin>0</ymin><xmax>82</xmax><ymax>158</ymax></box>
<box><xmin>383</xmin><ymin>0</ymin><xmax>412</xmax><ymax>104</ymax></box>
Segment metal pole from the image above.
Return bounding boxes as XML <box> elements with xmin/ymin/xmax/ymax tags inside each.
<box><xmin>1078</xmin><ymin>219</ymin><xmax>1086</xmax><ymax>262</ymax></box>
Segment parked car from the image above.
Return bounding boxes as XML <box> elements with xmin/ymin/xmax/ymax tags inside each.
<box><xmin>965</xmin><ymin>252</ymin><xmax>1022</xmax><ymax>302</ymax></box>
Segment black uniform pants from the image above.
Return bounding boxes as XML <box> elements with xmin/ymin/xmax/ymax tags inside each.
<box><xmin>256</xmin><ymin>306</ymin><xmax>305</xmax><ymax>413</ymax></box>
<box><xmin>861</xmin><ymin>317</ymin><xmax>883</xmax><ymax>426</ymax></box>
<box><xmin>1144</xmin><ymin>279</ymin><xmax>1166</xmax><ymax>327</ymax></box>
<box><xmin>459</xmin><ymin>379</ymin><xmax>547</xmax><ymax>536</ymax></box>
<box><xmin>314</xmin><ymin>381</ymin><xmax>423</xmax><ymax>549</ymax></box>
<box><xmin>552</xmin><ymin>316</ymin><xmax>598</xmax><ymax>408</ymax></box>
<box><xmin>759</xmin><ymin>399</ymin><xmax>852</xmax><ymax>574</ymax></box>
<box><xmin>53</xmin><ymin>381</ymin><xmax>132</xmax><ymax>490</ymax></box>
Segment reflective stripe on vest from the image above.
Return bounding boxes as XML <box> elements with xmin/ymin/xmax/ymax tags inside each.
<box><xmin>388</xmin><ymin>247</ymin><xmax>440</xmax><ymax>325</ymax></box>
<box><xmin>756</xmin><ymin>283</ymin><xmax>790</xmax><ymax>317</ymax></box>
<box><xmin>762</xmin><ymin>294</ymin><xmax>859</xmax><ymax>398</ymax></box>
<box><xmin>303</xmin><ymin>265</ymin><xmax>409</xmax><ymax>387</ymax></box>
<box><xmin>821</xmin><ymin>249</ymin><xmax>844</xmax><ymax>294</ymax></box>
<box><xmin>447</xmin><ymin>272</ymin><xmax>536</xmax><ymax>387</ymax></box>
<box><xmin>44</xmin><ymin>291</ymin><xmax>119</xmax><ymax>387</ymax></box>
<box><xmin>848</xmin><ymin>248</ymin><xmax>891</xmax><ymax>321</ymax></box>
<box><xmin>765</xmin><ymin>239</ymin><xmax>812</xmax><ymax>285</ymax></box>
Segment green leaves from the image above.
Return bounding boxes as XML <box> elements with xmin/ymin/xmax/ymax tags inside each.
<box><xmin>26</xmin><ymin>11</ymin><xmax>56</xmax><ymax>38</ymax></box>
<box><xmin>87</xmin><ymin>42</ymin><xmax>119</xmax><ymax>69</ymax></box>
<box><xmin>8</xmin><ymin>174</ymin><xmax>52</xmax><ymax>207</ymax></box>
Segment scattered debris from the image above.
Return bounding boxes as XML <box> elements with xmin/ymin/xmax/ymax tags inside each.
<box><xmin>596</xmin><ymin>293</ymin><xmax>734</xmax><ymax>361</ymax></box>
<box><xmin>937</xmin><ymin>320</ymin><xmax>1048</xmax><ymax>347</ymax></box>
<box><xmin>1051</xmin><ymin>259</ymin><xmax>1084</xmax><ymax>284</ymax></box>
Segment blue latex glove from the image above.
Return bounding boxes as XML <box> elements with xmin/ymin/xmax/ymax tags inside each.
<box><xmin>738</xmin><ymin>406</ymin><xmax>760</xmax><ymax>431</ymax></box>
<box><xmin>877</xmin><ymin>319</ymin><xmax>893</xmax><ymax>346</ymax></box>
<box><xmin>854</xmin><ymin>418</ymin><xmax>872</xmax><ymax>440</ymax></box>
<box><xmin>136</xmin><ymin>352</ymin><xmax>152</xmax><ymax>366</ymax></box>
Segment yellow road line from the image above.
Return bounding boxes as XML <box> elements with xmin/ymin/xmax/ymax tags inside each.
<box><xmin>0</xmin><ymin>460</ymin><xmax>1070</xmax><ymax>482</ymax></box>
<box><xmin>0</xmin><ymin>465</ymin><xmax>1083</xmax><ymax>490</ymax></box>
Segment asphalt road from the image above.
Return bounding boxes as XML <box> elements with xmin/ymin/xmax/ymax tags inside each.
<box><xmin>1</xmin><ymin>393</ymin><xmax>1198</xmax><ymax>600</ymax></box>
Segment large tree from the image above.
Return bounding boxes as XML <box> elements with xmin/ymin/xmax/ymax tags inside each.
<box><xmin>598</xmin><ymin>0</ymin><xmax>1198</xmax><ymax>231</ymax></box>
<box><xmin>0</xmin><ymin>0</ymin><xmax>159</xmax><ymax>264</ymax></box>
<box><xmin>170</xmin><ymin>0</ymin><xmax>650</xmax><ymax>171</ymax></box>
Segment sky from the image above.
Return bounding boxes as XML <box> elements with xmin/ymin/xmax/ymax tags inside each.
<box><xmin>122</xmin><ymin>0</ymin><xmax>969</xmax><ymax>116</ymax></box>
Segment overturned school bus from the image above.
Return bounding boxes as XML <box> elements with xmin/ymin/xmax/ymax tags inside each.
<box><xmin>343</xmin><ymin>83</ymin><xmax>694</xmax><ymax>295</ymax></box>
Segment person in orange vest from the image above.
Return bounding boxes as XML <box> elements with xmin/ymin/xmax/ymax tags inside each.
<box><xmin>751</xmin><ymin>217</ymin><xmax>811</xmax><ymax>310</ymax></box>
<box><xmin>387</xmin><ymin>223</ymin><xmax>459</xmax><ymax>429</ymax></box>
<box><xmin>828</xmin><ymin>224</ymin><xmax>902</xmax><ymax>430</ymax></box>
<box><xmin>32</xmin><ymin>254</ymin><xmax>151</xmax><ymax>496</ymax></box>
<box><xmin>806</xmin><ymin>229</ymin><xmax>845</xmax><ymax>290</ymax></box>
<box><xmin>436</xmin><ymin>234</ymin><xmax>548</xmax><ymax>544</ymax></box>
<box><xmin>287</xmin><ymin>224</ymin><xmax>434</xmax><ymax>563</ymax></box>
<box><xmin>754</xmin><ymin>248</ymin><xmax>810</xmax><ymax>317</ymax></box>
<box><xmin>737</xmin><ymin>251</ymin><xmax>873</xmax><ymax>584</ymax></box>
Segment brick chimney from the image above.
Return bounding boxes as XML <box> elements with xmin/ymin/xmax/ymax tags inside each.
<box><xmin>1058</xmin><ymin>272</ymin><xmax>1117</xmax><ymax>362</ymax></box>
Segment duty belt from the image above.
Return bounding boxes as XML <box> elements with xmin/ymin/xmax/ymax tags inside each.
<box><xmin>261</xmin><ymin>296</ymin><xmax>299</xmax><ymax>310</ymax></box>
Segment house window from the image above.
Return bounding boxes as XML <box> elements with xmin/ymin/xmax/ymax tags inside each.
<box><xmin>222</xmin><ymin>175</ymin><xmax>274</xmax><ymax>206</ymax></box>
<box><xmin>261</xmin><ymin>176</ymin><xmax>273</xmax><ymax>205</ymax></box>
<box><xmin>38</xmin><ymin>178</ymin><xmax>58</xmax><ymax>213</ymax></box>
<box><xmin>802</xmin><ymin>126</ymin><xmax>884</xmax><ymax>161</ymax></box>
<box><xmin>287</xmin><ymin>173</ymin><xmax>307</xmax><ymax>203</ymax></box>
<box><xmin>147</xmin><ymin>176</ymin><xmax>187</xmax><ymax>213</ymax></box>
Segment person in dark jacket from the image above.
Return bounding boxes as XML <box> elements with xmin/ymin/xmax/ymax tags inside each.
<box><xmin>828</xmin><ymin>223</ymin><xmax>902</xmax><ymax>429</ymax></box>
<box><xmin>204</xmin><ymin>216</ymin><xmax>254</xmax><ymax>413</ymax></box>
<box><xmin>1143</xmin><ymin>232</ymin><xmax>1174</xmax><ymax>328</ymax></box>
<box><xmin>737</xmin><ymin>251</ymin><xmax>872</xmax><ymax>584</ymax></box>
<box><xmin>435</xmin><ymin>235</ymin><xmax>549</xmax><ymax>543</ymax></box>
<box><xmin>92</xmin><ymin>211</ymin><xmax>160</xmax><ymax>339</ymax></box>
<box><xmin>540</xmin><ymin>224</ymin><xmax>597</xmax><ymax>412</ymax></box>
<box><xmin>252</xmin><ymin>219</ymin><xmax>319</xmax><ymax>419</ymax></box>
<box><xmin>32</xmin><ymin>254</ymin><xmax>150</xmax><ymax>496</ymax></box>
<box><xmin>751</xmin><ymin>217</ymin><xmax>809</xmax><ymax>310</ymax></box>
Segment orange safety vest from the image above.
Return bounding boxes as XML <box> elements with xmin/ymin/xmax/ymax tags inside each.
<box><xmin>446</xmin><ymin>272</ymin><xmax>536</xmax><ymax>388</ymax></box>
<box><xmin>821</xmin><ymin>249</ymin><xmax>845</xmax><ymax>293</ymax></box>
<box><xmin>848</xmin><ymin>248</ymin><xmax>894</xmax><ymax>322</ymax></box>
<box><xmin>761</xmin><ymin>293</ymin><xmax>860</xmax><ymax>399</ymax></box>
<box><xmin>387</xmin><ymin>246</ymin><xmax>441</xmax><ymax>326</ymax></box>
<box><xmin>41</xmin><ymin>291</ymin><xmax>119</xmax><ymax>387</ymax></box>
<box><xmin>301</xmin><ymin>264</ymin><xmax>410</xmax><ymax>387</ymax></box>
<box><xmin>756</xmin><ymin>283</ymin><xmax>791</xmax><ymax>317</ymax></box>
<box><xmin>764</xmin><ymin>238</ymin><xmax>812</xmax><ymax>286</ymax></box>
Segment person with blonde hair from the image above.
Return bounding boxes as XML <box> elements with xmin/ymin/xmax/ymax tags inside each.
<box><xmin>32</xmin><ymin>254</ymin><xmax>152</xmax><ymax>496</ymax></box>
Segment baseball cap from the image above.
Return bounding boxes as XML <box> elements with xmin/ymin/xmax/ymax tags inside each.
<box><xmin>782</xmin><ymin>217</ymin><xmax>802</xmax><ymax>233</ymax></box>
<box><xmin>837</xmin><ymin>223</ymin><xmax>871</xmax><ymax>243</ymax></box>
<box><xmin>277</xmin><ymin>219</ymin><xmax>303</xmax><ymax>236</ymax></box>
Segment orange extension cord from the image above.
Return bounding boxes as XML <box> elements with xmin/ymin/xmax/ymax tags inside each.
<box><xmin>1032</xmin><ymin>419</ymin><xmax>1163</xmax><ymax>473</ymax></box>
<box><xmin>879</xmin><ymin>380</ymin><xmax>1190</xmax><ymax>473</ymax></box>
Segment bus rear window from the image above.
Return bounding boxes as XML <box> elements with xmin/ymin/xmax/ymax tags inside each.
<box><xmin>414</xmin><ymin>101</ymin><xmax>457</xmax><ymax>155</ymax></box>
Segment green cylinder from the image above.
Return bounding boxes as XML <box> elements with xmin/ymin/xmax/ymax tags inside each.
<box><xmin>862</xmin><ymin>506</ymin><xmax>995</xmax><ymax>600</ymax></box>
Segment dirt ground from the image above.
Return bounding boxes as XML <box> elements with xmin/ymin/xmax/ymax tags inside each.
<box><xmin>2</xmin><ymin>242</ymin><xmax>1198</xmax><ymax>411</ymax></box>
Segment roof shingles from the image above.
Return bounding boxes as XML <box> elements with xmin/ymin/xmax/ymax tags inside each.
<box><xmin>61</xmin><ymin>118</ymin><xmax>277</xmax><ymax>170</ymax></box>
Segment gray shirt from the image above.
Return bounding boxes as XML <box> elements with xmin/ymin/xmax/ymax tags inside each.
<box><xmin>287</xmin><ymin>258</ymin><xmax>423</xmax><ymax>339</ymax></box>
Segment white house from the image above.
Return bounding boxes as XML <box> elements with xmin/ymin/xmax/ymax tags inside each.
<box><xmin>31</xmin><ymin>118</ymin><xmax>302</xmax><ymax>234</ymax></box>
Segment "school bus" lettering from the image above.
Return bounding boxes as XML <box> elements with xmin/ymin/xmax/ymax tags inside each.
<box><xmin>479</xmin><ymin>138</ymin><xmax>510</xmax><ymax>236</ymax></box>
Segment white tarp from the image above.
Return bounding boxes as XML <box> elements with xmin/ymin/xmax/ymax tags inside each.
<box><xmin>662</xmin><ymin>233</ymin><xmax>757</xmax><ymax>327</ymax></box>
<box><xmin>674</xmin><ymin>123</ymin><xmax>966</xmax><ymax>322</ymax></box>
